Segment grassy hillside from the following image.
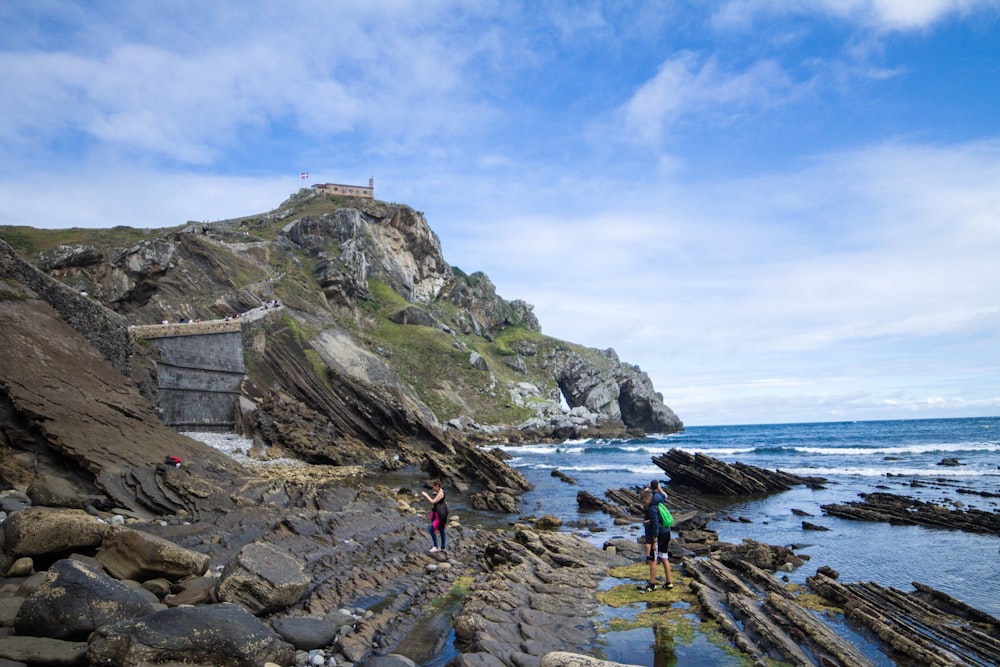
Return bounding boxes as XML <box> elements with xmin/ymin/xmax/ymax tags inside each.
<box><xmin>0</xmin><ymin>193</ymin><xmax>607</xmax><ymax>429</ymax></box>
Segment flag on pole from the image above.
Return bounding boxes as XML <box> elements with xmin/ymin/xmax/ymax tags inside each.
<box><xmin>300</xmin><ymin>172</ymin><xmax>309</xmax><ymax>180</ymax></box>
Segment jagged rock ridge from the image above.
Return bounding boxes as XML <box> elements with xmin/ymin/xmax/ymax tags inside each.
<box><xmin>1</xmin><ymin>188</ymin><xmax>683</xmax><ymax>510</ymax></box>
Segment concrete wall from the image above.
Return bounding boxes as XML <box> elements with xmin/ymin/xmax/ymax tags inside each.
<box><xmin>144</xmin><ymin>329</ymin><xmax>245</xmax><ymax>432</ymax></box>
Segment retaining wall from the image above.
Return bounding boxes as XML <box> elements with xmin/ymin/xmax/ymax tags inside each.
<box><xmin>139</xmin><ymin>324</ymin><xmax>245</xmax><ymax>432</ymax></box>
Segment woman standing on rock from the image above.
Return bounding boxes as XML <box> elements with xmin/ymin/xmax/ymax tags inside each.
<box><xmin>422</xmin><ymin>479</ymin><xmax>448</xmax><ymax>552</ymax></box>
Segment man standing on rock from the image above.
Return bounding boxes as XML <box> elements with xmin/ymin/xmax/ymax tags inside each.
<box><xmin>638</xmin><ymin>489</ymin><xmax>673</xmax><ymax>593</ymax></box>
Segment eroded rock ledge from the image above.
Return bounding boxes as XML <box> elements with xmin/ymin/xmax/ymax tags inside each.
<box><xmin>651</xmin><ymin>448</ymin><xmax>826</xmax><ymax>495</ymax></box>
<box><xmin>821</xmin><ymin>491</ymin><xmax>1000</xmax><ymax>535</ymax></box>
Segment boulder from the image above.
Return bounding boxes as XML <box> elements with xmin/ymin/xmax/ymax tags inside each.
<box><xmin>26</xmin><ymin>474</ymin><xmax>108</xmax><ymax>510</ymax></box>
<box><xmin>270</xmin><ymin>616</ymin><xmax>338</xmax><ymax>650</ymax></box>
<box><xmin>2</xmin><ymin>507</ymin><xmax>109</xmax><ymax>558</ymax></box>
<box><xmin>96</xmin><ymin>528</ymin><xmax>210</xmax><ymax>581</ymax></box>
<box><xmin>470</xmin><ymin>490</ymin><xmax>520</xmax><ymax>514</ymax></box>
<box><xmin>388</xmin><ymin>306</ymin><xmax>438</xmax><ymax>328</ymax></box>
<box><xmin>164</xmin><ymin>575</ymin><xmax>217</xmax><ymax>607</ymax></box>
<box><xmin>86</xmin><ymin>603</ymin><xmax>294</xmax><ymax>667</ymax></box>
<box><xmin>14</xmin><ymin>559</ymin><xmax>155</xmax><ymax>641</ymax></box>
<box><xmin>215</xmin><ymin>542</ymin><xmax>310</xmax><ymax>615</ymax></box>
<box><xmin>534</xmin><ymin>515</ymin><xmax>563</xmax><ymax>530</ymax></box>
<box><xmin>365</xmin><ymin>656</ymin><xmax>418</xmax><ymax>667</ymax></box>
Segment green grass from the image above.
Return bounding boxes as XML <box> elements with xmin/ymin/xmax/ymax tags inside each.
<box><xmin>358</xmin><ymin>280</ymin><xmax>548</xmax><ymax>424</ymax></box>
<box><xmin>0</xmin><ymin>225</ymin><xmax>183</xmax><ymax>258</ymax></box>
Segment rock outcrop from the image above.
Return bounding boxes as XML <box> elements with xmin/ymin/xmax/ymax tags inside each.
<box><xmin>449</xmin><ymin>529</ymin><xmax>631</xmax><ymax>667</ymax></box>
<box><xmin>821</xmin><ymin>491</ymin><xmax>1000</xmax><ymax>535</ymax></box>
<box><xmin>651</xmin><ymin>448</ymin><xmax>825</xmax><ymax>495</ymax></box>
<box><xmin>0</xmin><ymin>265</ymin><xmax>245</xmax><ymax>519</ymax></box>
<box><xmin>546</xmin><ymin>348</ymin><xmax>683</xmax><ymax>435</ymax></box>
<box><xmin>1</xmin><ymin>239</ymin><xmax>131</xmax><ymax>374</ymax></box>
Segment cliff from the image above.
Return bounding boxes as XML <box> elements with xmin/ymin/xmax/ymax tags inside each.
<box><xmin>0</xmin><ymin>189</ymin><xmax>682</xmax><ymax>509</ymax></box>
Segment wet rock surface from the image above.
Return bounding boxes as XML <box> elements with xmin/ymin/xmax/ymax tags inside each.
<box><xmin>821</xmin><ymin>491</ymin><xmax>1000</xmax><ymax>535</ymax></box>
<box><xmin>651</xmin><ymin>448</ymin><xmax>827</xmax><ymax>495</ymax></box>
<box><xmin>589</xmin><ymin>480</ymin><xmax>1000</xmax><ymax>667</ymax></box>
<box><xmin>2</xmin><ymin>468</ymin><xmax>1000</xmax><ymax>667</ymax></box>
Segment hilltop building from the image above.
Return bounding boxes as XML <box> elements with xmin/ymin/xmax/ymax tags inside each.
<box><xmin>313</xmin><ymin>178</ymin><xmax>374</xmax><ymax>199</ymax></box>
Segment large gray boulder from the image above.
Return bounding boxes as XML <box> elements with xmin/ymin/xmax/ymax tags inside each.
<box><xmin>14</xmin><ymin>559</ymin><xmax>155</xmax><ymax>641</ymax></box>
<box><xmin>270</xmin><ymin>616</ymin><xmax>339</xmax><ymax>650</ymax></box>
<box><xmin>96</xmin><ymin>527</ymin><xmax>211</xmax><ymax>582</ymax></box>
<box><xmin>2</xmin><ymin>507</ymin><xmax>109</xmax><ymax>559</ymax></box>
<box><xmin>87</xmin><ymin>603</ymin><xmax>294</xmax><ymax>667</ymax></box>
<box><xmin>215</xmin><ymin>541</ymin><xmax>310</xmax><ymax>615</ymax></box>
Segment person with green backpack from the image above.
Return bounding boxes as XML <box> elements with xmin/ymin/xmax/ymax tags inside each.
<box><xmin>637</xmin><ymin>488</ymin><xmax>674</xmax><ymax>593</ymax></box>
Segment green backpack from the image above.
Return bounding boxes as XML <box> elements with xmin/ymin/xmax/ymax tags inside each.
<box><xmin>657</xmin><ymin>502</ymin><xmax>674</xmax><ymax>528</ymax></box>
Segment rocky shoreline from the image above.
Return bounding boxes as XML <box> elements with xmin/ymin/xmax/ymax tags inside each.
<box><xmin>3</xmin><ymin>455</ymin><xmax>1000</xmax><ymax>667</ymax></box>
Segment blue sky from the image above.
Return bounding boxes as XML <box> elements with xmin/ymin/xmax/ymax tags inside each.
<box><xmin>2</xmin><ymin>1</ymin><xmax>999</xmax><ymax>426</ymax></box>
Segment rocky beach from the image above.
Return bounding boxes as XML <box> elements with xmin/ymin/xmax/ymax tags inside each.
<box><xmin>2</xmin><ymin>446</ymin><xmax>1000</xmax><ymax>667</ymax></box>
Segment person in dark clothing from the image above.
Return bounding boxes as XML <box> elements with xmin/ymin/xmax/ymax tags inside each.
<box><xmin>638</xmin><ymin>489</ymin><xmax>674</xmax><ymax>593</ymax></box>
<box><xmin>421</xmin><ymin>479</ymin><xmax>447</xmax><ymax>552</ymax></box>
<box><xmin>650</xmin><ymin>479</ymin><xmax>667</xmax><ymax>506</ymax></box>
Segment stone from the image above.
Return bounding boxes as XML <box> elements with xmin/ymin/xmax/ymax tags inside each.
<box><xmin>365</xmin><ymin>655</ymin><xmax>417</xmax><ymax>667</ymax></box>
<box><xmin>14</xmin><ymin>559</ymin><xmax>155</xmax><ymax>641</ymax></box>
<box><xmin>0</xmin><ymin>598</ymin><xmax>22</xmax><ymax>627</ymax></box>
<box><xmin>0</xmin><ymin>499</ymin><xmax>28</xmax><ymax>514</ymax></box>
<box><xmin>801</xmin><ymin>521</ymin><xmax>830</xmax><ymax>531</ymax></box>
<box><xmin>215</xmin><ymin>542</ymin><xmax>310</xmax><ymax>615</ymax></box>
<box><xmin>96</xmin><ymin>527</ymin><xmax>210</xmax><ymax>581</ymax></box>
<box><xmin>2</xmin><ymin>507</ymin><xmax>109</xmax><ymax>558</ymax></box>
<box><xmin>141</xmin><ymin>577</ymin><xmax>171</xmax><ymax>597</ymax></box>
<box><xmin>4</xmin><ymin>558</ymin><xmax>32</xmax><ymax>578</ymax></box>
<box><xmin>0</xmin><ymin>636</ymin><xmax>87</xmax><ymax>666</ymax></box>
<box><xmin>26</xmin><ymin>473</ymin><xmax>107</xmax><ymax>511</ymax></box>
<box><xmin>87</xmin><ymin>603</ymin><xmax>294</xmax><ymax>667</ymax></box>
<box><xmin>271</xmin><ymin>617</ymin><xmax>338</xmax><ymax>651</ymax></box>
<box><xmin>164</xmin><ymin>575</ymin><xmax>217</xmax><ymax>607</ymax></box>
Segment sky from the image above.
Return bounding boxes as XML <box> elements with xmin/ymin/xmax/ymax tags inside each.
<box><xmin>1</xmin><ymin>1</ymin><xmax>999</xmax><ymax>426</ymax></box>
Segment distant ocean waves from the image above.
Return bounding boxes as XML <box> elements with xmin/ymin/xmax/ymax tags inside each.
<box><xmin>493</xmin><ymin>417</ymin><xmax>1000</xmax><ymax>487</ymax></box>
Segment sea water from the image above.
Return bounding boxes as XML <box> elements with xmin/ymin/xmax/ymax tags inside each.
<box><xmin>499</xmin><ymin>416</ymin><xmax>1000</xmax><ymax>614</ymax></box>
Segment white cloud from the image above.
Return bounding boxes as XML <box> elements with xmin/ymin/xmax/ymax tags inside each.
<box><xmin>714</xmin><ymin>0</ymin><xmax>1000</xmax><ymax>32</ymax></box>
<box><xmin>0</xmin><ymin>2</ymin><xmax>498</xmax><ymax>166</ymax></box>
<box><xmin>0</xmin><ymin>167</ymin><xmax>294</xmax><ymax>230</ymax></box>
<box><xmin>433</xmin><ymin>139</ymin><xmax>1000</xmax><ymax>425</ymax></box>
<box><xmin>621</xmin><ymin>52</ymin><xmax>797</xmax><ymax>144</ymax></box>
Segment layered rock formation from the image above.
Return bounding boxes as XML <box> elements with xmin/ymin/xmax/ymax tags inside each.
<box><xmin>651</xmin><ymin>448</ymin><xmax>826</xmax><ymax>495</ymax></box>
<box><xmin>0</xmin><ymin>251</ymin><xmax>243</xmax><ymax>518</ymax></box>
<box><xmin>1</xmin><ymin>188</ymin><xmax>683</xmax><ymax>511</ymax></box>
